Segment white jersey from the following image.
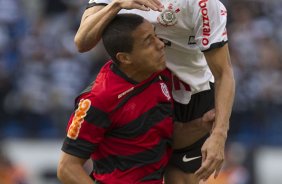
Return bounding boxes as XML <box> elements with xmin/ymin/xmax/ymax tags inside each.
<box><xmin>88</xmin><ymin>0</ymin><xmax>228</xmax><ymax>104</ymax></box>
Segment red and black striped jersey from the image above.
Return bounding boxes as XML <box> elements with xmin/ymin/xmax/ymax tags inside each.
<box><xmin>62</xmin><ymin>61</ymin><xmax>174</xmax><ymax>184</ymax></box>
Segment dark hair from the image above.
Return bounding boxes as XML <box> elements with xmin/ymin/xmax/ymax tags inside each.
<box><xmin>102</xmin><ymin>14</ymin><xmax>144</xmax><ymax>64</ymax></box>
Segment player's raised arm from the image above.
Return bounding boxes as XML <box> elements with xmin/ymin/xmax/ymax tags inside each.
<box><xmin>74</xmin><ymin>0</ymin><xmax>163</xmax><ymax>53</ymax></box>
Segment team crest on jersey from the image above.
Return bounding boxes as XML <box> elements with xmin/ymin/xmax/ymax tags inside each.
<box><xmin>157</xmin><ymin>2</ymin><xmax>180</xmax><ymax>26</ymax></box>
<box><xmin>160</xmin><ymin>83</ymin><xmax>171</xmax><ymax>101</ymax></box>
<box><xmin>67</xmin><ymin>99</ymin><xmax>91</xmax><ymax>140</ymax></box>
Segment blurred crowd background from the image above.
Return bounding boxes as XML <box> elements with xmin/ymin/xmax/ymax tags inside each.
<box><xmin>0</xmin><ymin>0</ymin><xmax>281</xmax><ymax>183</ymax></box>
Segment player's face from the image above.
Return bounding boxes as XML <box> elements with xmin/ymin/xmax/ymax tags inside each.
<box><xmin>129</xmin><ymin>20</ymin><xmax>166</xmax><ymax>74</ymax></box>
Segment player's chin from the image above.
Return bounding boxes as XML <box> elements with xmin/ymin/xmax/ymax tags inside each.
<box><xmin>159</xmin><ymin>55</ymin><xmax>166</xmax><ymax>65</ymax></box>
<box><xmin>154</xmin><ymin>56</ymin><xmax>166</xmax><ymax>71</ymax></box>
<box><xmin>154</xmin><ymin>64</ymin><xmax>166</xmax><ymax>73</ymax></box>
<box><xmin>158</xmin><ymin>60</ymin><xmax>166</xmax><ymax>70</ymax></box>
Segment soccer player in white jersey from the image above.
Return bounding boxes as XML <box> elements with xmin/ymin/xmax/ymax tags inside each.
<box><xmin>73</xmin><ymin>0</ymin><xmax>235</xmax><ymax>183</ymax></box>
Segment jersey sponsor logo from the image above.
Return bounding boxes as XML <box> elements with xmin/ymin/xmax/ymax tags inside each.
<box><xmin>157</xmin><ymin>3</ymin><xmax>180</xmax><ymax>26</ymax></box>
<box><xmin>160</xmin><ymin>83</ymin><xmax>171</xmax><ymax>101</ymax></box>
<box><xmin>182</xmin><ymin>155</ymin><xmax>202</xmax><ymax>162</ymax></box>
<box><xmin>198</xmin><ymin>0</ymin><xmax>211</xmax><ymax>46</ymax></box>
<box><xmin>67</xmin><ymin>99</ymin><xmax>91</xmax><ymax>140</ymax></box>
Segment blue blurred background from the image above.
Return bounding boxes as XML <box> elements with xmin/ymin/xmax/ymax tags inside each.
<box><xmin>0</xmin><ymin>0</ymin><xmax>281</xmax><ymax>183</ymax></box>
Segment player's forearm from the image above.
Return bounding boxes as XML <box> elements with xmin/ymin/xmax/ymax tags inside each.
<box><xmin>57</xmin><ymin>152</ymin><xmax>94</xmax><ymax>184</ymax></box>
<box><xmin>57</xmin><ymin>162</ymin><xmax>94</xmax><ymax>184</ymax></box>
<box><xmin>74</xmin><ymin>2</ymin><xmax>122</xmax><ymax>52</ymax></box>
<box><xmin>212</xmin><ymin>67</ymin><xmax>235</xmax><ymax>137</ymax></box>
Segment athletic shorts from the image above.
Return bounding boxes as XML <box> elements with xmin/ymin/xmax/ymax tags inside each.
<box><xmin>174</xmin><ymin>82</ymin><xmax>214</xmax><ymax>122</ymax></box>
<box><xmin>171</xmin><ymin>82</ymin><xmax>214</xmax><ymax>172</ymax></box>
<box><xmin>169</xmin><ymin>134</ymin><xmax>210</xmax><ymax>173</ymax></box>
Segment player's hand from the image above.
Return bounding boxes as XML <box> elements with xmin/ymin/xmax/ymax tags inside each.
<box><xmin>201</xmin><ymin>109</ymin><xmax>215</xmax><ymax>131</ymax></box>
<box><xmin>195</xmin><ymin>133</ymin><xmax>226</xmax><ymax>181</ymax></box>
<box><xmin>114</xmin><ymin>0</ymin><xmax>164</xmax><ymax>12</ymax></box>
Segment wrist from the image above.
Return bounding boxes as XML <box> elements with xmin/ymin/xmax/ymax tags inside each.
<box><xmin>211</xmin><ymin>129</ymin><xmax>228</xmax><ymax>139</ymax></box>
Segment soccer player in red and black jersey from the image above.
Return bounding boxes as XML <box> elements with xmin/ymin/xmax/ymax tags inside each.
<box><xmin>73</xmin><ymin>0</ymin><xmax>235</xmax><ymax>183</ymax></box>
<box><xmin>57</xmin><ymin>14</ymin><xmax>174</xmax><ymax>184</ymax></box>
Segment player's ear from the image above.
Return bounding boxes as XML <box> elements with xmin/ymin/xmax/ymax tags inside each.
<box><xmin>116</xmin><ymin>52</ymin><xmax>132</xmax><ymax>64</ymax></box>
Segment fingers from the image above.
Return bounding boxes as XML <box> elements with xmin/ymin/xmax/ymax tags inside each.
<box><xmin>134</xmin><ymin>3</ymin><xmax>151</xmax><ymax>11</ymax></box>
<box><xmin>214</xmin><ymin>162</ymin><xmax>223</xmax><ymax>178</ymax></box>
<box><xmin>195</xmin><ymin>149</ymin><xmax>209</xmax><ymax>180</ymax></box>
<box><xmin>195</xmin><ymin>132</ymin><xmax>226</xmax><ymax>181</ymax></box>
<box><xmin>195</xmin><ymin>160</ymin><xmax>215</xmax><ymax>181</ymax></box>
<box><xmin>137</xmin><ymin>0</ymin><xmax>163</xmax><ymax>11</ymax></box>
<box><xmin>202</xmin><ymin>109</ymin><xmax>215</xmax><ymax>123</ymax></box>
<box><xmin>195</xmin><ymin>153</ymin><xmax>224</xmax><ymax>181</ymax></box>
<box><xmin>195</xmin><ymin>158</ymin><xmax>213</xmax><ymax>181</ymax></box>
<box><xmin>151</xmin><ymin>0</ymin><xmax>163</xmax><ymax>7</ymax></box>
<box><xmin>201</xmin><ymin>148</ymin><xmax>207</xmax><ymax>163</ymax></box>
<box><xmin>147</xmin><ymin>0</ymin><xmax>164</xmax><ymax>11</ymax></box>
<box><xmin>120</xmin><ymin>0</ymin><xmax>163</xmax><ymax>12</ymax></box>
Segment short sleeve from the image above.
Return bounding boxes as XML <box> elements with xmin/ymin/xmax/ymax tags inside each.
<box><xmin>62</xmin><ymin>95</ymin><xmax>111</xmax><ymax>159</ymax></box>
<box><xmin>191</xmin><ymin>0</ymin><xmax>228</xmax><ymax>52</ymax></box>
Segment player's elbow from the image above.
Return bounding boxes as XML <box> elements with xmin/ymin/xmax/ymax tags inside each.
<box><xmin>214</xmin><ymin>64</ymin><xmax>234</xmax><ymax>81</ymax></box>
<box><xmin>57</xmin><ymin>164</ymin><xmax>64</xmax><ymax>181</ymax></box>
<box><xmin>57</xmin><ymin>159</ymin><xmax>69</xmax><ymax>182</ymax></box>
<box><xmin>74</xmin><ymin>36</ymin><xmax>90</xmax><ymax>53</ymax></box>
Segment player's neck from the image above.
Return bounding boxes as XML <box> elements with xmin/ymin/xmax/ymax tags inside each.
<box><xmin>119</xmin><ymin>65</ymin><xmax>152</xmax><ymax>83</ymax></box>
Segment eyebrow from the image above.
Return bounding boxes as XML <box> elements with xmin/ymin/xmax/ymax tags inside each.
<box><xmin>143</xmin><ymin>26</ymin><xmax>156</xmax><ymax>43</ymax></box>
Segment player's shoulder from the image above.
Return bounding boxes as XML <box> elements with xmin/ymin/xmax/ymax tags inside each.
<box><xmin>74</xmin><ymin>61</ymin><xmax>118</xmax><ymax>110</ymax></box>
<box><xmin>91</xmin><ymin>62</ymin><xmax>119</xmax><ymax>98</ymax></box>
<box><xmin>188</xmin><ymin>0</ymin><xmax>225</xmax><ymax>10</ymax></box>
<box><xmin>92</xmin><ymin>61</ymin><xmax>139</xmax><ymax>110</ymax></box>
<box><xmin>75</xmin><ymin>85</ymin><xmax>117</xmax><ymax>113</ymax></box>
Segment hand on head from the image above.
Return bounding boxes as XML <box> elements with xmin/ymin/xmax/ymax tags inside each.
<box><xmin>115</xmin><ymin>0</ymin><xmax>164</xmax><ymax>11</ymax></box>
